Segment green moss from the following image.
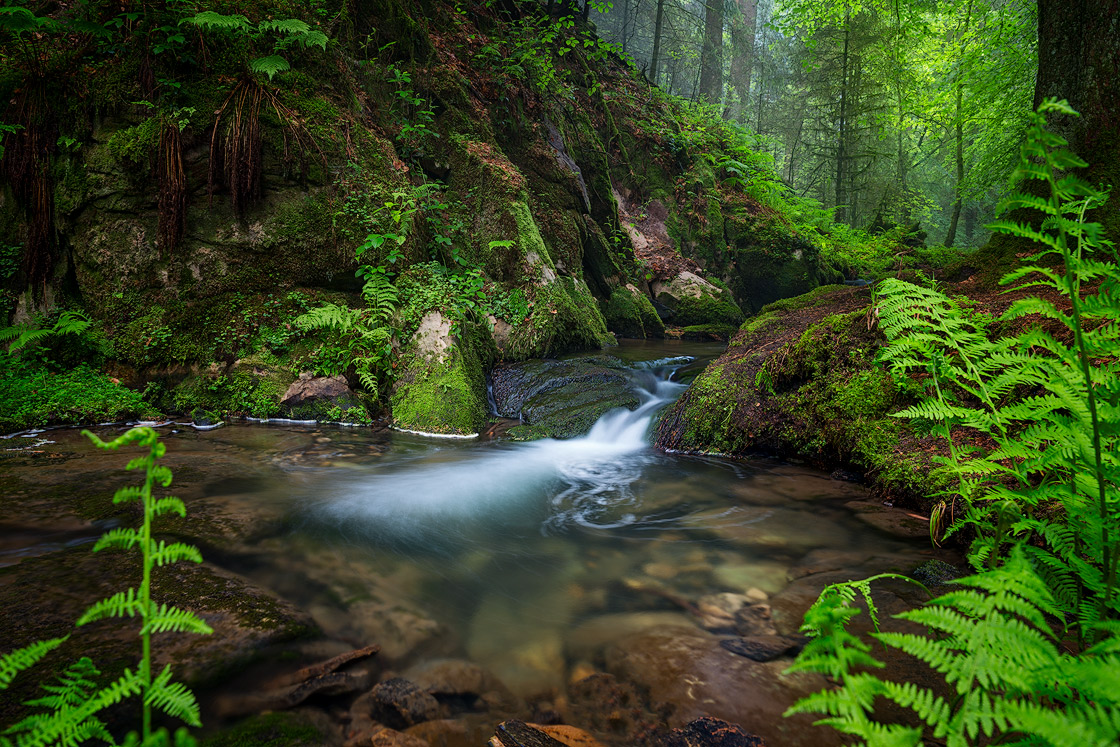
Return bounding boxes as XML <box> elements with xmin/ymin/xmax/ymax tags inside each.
<box><xmin>677</xmin><ymin>323</ymin><xmax>738</xmax><ymax>340</ymax></box>
<box><xmin>202</xmin><ymin>712</ymin><xmax>324</xmax><ymax>747</ymax></box>
<box><xmin>390</xmin><ymin>319</ymin><xmax>493</xmax><ymax>435</ymax></box>
<box><xmin>670</xmin><ymin>290</ymin><xmax>744</xmax><ymax>327</ymax></box>
<box><xmin>602</xmin><ymin>286</ymin><xmax>664</xmax><ymax>338</ymax></box>
<box><xmin>104</xmin><ymin>117</ymin><xmax>160</xmax><ymax>168</ymax></box>
<box><xmin>0</xmin><ymin>363</ymin><xmax>156</xmax><ymax>432</ymax></box>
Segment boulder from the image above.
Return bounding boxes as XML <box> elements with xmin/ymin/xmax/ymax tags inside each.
<box><xmin>650</xmin><ymin>272</ymin><xmax>743</xmax><ymax>327</ymax></box>
<box><xmin>718</xmin><ymin>635</ymin><xmax>803</xmax><ymax>662</ymax></box>
<box><xmin>491</xmin><ymin>356</ymin><xmax>640</xmax><ymax>440</ymax></box>
<box><xmin>604</xmin><ymin>625</ymin><xmax>841</xmax><ymax>746</ymax></box>
<box><xmin>390</xmin><ymin>313</ymin><xmax>493</xmax><ymax>436</ymax></box>
<box><xmin>280</xmin><ymin>372</ymin><xmax>363</xmax><ymax>421</ymax></box>
<box><xmin>601</xmin><ymin>284</ymin><xmax>665</xmax><ymax>339</ymax></box>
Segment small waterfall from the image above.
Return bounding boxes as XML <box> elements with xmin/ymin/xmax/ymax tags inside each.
<box><xmin>312</xmin><ymin>357</ymin><xmax>692</xmax><ymax>542</ymax></box>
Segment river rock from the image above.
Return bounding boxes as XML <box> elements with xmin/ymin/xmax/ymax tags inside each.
<box><xmin>370</xmin><ymin>726</ymin><xmax>430</xmax><ymax>747</ymax></box>
<box><xmin>404</xmin><ymin>714</ymin><xmax>496</xmax><ymax>747</ymax></box>
<box><xmin>368</xmin><ymin>677</ymin><xmax>443</xmax><ymax>729</ymax></box>
<box><xmin>644</xmin><ymin>716</ymin><xmax>767</xmax><ymax>746</ymax></box>
<box><xmin>711</xmin><ymin>558</ymin><xmax>789</xmax><ymax>595</ymax></box>
<box><xmin>490</xmin><ymin>357</ymin><xmax>640</xmax><ymax>439</ymax></box>
<box><xmin>719</xmin><ymin>636</ymin><xmax>803</xmax><ymax>662</ymax></box>
<box><xmin>733</xmin><ymin>604</ymin><xmax>777</xmax><ymax>637</ymax></box>
<box><xmin>566</xmin><ymin>672</ymin><xmax>661</xmax><ymax>744</ymax></box>
<box><xmin>686</xmin><ymin>506</ymin><xmax>846</xmax><ymax>551</ymax></box>
<box><xmin>468</xmin><ymin>590</ymin><xmax>570</xmax><ymax>696</ymax></box>
<box><xmin>0</xmin><ymin>548</ymin><xmax>316</xmax><ymax>697</ymax></box>
<box><xmin>280</xmin><ymin>372</ymin><xmax>363</xmax><ymax>419</ymax></box>
<box><xmin>650</xmin><ymin>271</ymin><xmax>744</xmax><ymax>327</ymax></box>
<box><xmin>845</xmin><ymin>500</ymin><xmax>931</xmax><ymax>539</ymax></box>
<box><xmin>604</xmin><ymin>625</ymin><xmax>841</xmax><ymax>746</ymax></box>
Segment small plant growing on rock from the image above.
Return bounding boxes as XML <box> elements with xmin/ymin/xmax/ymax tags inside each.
<box><xmin>0</xmin><ymin>427</ymin><xmax>211</xmax><ymax>746</ymax></box>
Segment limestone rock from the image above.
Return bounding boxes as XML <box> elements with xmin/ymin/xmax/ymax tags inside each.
<box><xmin>650</xmin><ymin>272</ymin><xmax>743</xmax><ymax>327</ymax></box>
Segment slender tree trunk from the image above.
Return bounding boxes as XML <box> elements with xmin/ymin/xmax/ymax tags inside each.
<box><xmin>698</xmin><ymin>0</ymin><xmax>724</xmax><ymax>104</ymax></box>
<box><xmin>835</xmin><ymin>9</ymin><xmax>850</xmax><ymax>223</ymax></box>
<box><xmin>650</xmin><ymin>0</ymin><xmax>665</xmax><ymax>85</ymax></box>
<box><xmin>944</xmin><ymin>0</ymin><xmax>974</xmax><ymax>247</ymax></box>
<box><xmin>620</xmin><ymin>0</ymin><xmax>630</xmax><ymax>53</ymax></box>
<box><xmin>725</xmin><ymin>0</ymin><xmax>757</xmax><ymax>121</ymax></box>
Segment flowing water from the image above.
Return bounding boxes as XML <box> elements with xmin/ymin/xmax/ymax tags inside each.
<box><xmin>0</xmin><ymin>340</ymin><xmax>938</xmax><ymax>744</ymax></box>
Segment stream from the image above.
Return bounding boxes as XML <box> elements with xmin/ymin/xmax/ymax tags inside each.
<box><xmin>0</xmin><ymin>340</ymin><xmax>939</xmax><ymax>745</ymax></box>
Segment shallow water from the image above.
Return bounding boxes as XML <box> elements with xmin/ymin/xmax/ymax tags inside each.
<box><xmin>0</xmin><ymin>340</ymin><xmax>935</xmax><ymax>744</ymax></box>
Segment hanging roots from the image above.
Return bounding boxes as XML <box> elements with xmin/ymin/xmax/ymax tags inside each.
<box><xmin>209</xmin><ymin>76</ymin><xmax>322</xmax><ymax>216</ymax></box>
<box><xmin>0</xmin><ymin>82</ymin><xmax>57</xmax><ymax>290</ymax></box>
<box><xmin>157</xmin><ymin>120</ymin><xmax>187</xmax><ymax>254</ymax></box>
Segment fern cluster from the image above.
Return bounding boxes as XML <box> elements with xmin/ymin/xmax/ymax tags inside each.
<box><xmin>0</xmin><ymin>310</ymin><xmax>91</xmax><ymax>357</ymax></box>
<box><xmin>0</xmin><ymin>428</ymin><xmax>210</xmax><ymax>746</ymax></box>
<box><xmin>785</xmin><ymin>100</ymin><xmax>1120</xmax><ymax>745</ymax></box>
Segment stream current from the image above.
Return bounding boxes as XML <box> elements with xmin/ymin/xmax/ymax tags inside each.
<box><xmin>0</xmin><ymin>340</ymin><xmax>935</xmax><ymax>744</ymax></box>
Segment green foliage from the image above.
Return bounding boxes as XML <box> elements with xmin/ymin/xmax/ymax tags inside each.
<box><xmin>0</xmin><ymin>428</ymin><xmax>209</xmax><ymax>745</ymax></box>
<box><xmin>785</xmin><ymin>101</ymin><xmax>1120</xmax><ymax>745</ymax></box>
<box><xmin>788</xmin><ymin>548</ymin><xmax>1120</xmax><ymax>747</ymax></box>
<box><xmin>181</xmin><ymin>11</ymin><xmax>328</xmax><ymax>80</ymax></box>
<box><xmin>0</xmin><ymin>363</ymin><xmax>154</xmax><ymax>433</ymax></box>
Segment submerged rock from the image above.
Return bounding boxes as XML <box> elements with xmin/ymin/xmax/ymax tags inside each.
<box><xmin>368</xmin><ymin>677</ymin><xmax>443</xmax><ymax>729</ymax></box>
<box><xmin>490</xmin><ymin>356</ymin><xmax>640</xmax><ymax>439</ymax></box>
<box><xmin>643</xmin><ymin>716</ymin><xmax>768</xmax><ymax>747</ymax></box>
<box><xmin>604</xmin><ymin>625</ymin><xmax>840</xmax><ymax>746</ymax></box>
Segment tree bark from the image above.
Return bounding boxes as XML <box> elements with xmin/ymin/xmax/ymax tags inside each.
<box><xmin>650</xmin><ymin>0</ymin><xmax>666</xmax><ymax>85</ymax></box>
<box><xmin>698</xmin><ymin>0</ymin><xmax>724</xmax><ymax>104</ymax></box>
<box><xmin>835</xmin><ymin>10</ymin><xmax>850</xmax><ymax>223</ymax></box>
<box><xmin>1034</xmin><ymin>0</ymin><xmax>1120</xmax><ymax>193</ymax></box>
<box><xmin>944</xmin><ymin>0</ymin><xmax>974</xmax><ymax>247</ymax></box>
<box><xmin>725</xmin><ymin>0</ymin><xmax>757</xmax><ymax>121</ymax></box>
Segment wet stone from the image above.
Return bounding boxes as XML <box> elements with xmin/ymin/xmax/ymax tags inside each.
<box><xmin>643</xmin><ymin>717</ymin><xmax>768</xmax><ymax>747</ymax></box>
<box><xmin>719</xmin><ymin>635</ymin><xmax>803</xmax><ymax>662</ymax></box>
<box><xmin>369</xmin><ymin>677</ymin><xmax>442</xmax><ymax>729</ymax></box>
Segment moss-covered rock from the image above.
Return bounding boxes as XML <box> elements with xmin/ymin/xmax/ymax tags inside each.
<box><xmin>656</xmin><ymin>285</ymin><xmax>944</xmax><ymax>506</ymax></box>
<box><xmin>491</xmin><ymin>355</ymin><xmax>640</xmax><ymax>439</ymax></box>
<box><xmin>390</xmin><ymin>312</ymin><xmax>494</xmax><ymax>435</ymax></box>
<box><xmin>652</xmin><ymin>271</ymin><xmax>744</xmax><ymax>327</ymax></box>
<box><xmin>601</xmin><ymin>284</ymin><xmax>665</xmax><ymax>338</ymax></box>
<box><xmin>202</xmin><ymin>712</ymin><xmax>326</xmax><ymax>747</ymax></box>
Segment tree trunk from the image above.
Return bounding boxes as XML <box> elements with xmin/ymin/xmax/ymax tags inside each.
<box><xmin>650</xmin><ymin>0</ymin><xmax>666</xmax><ymax>85</ymax></box>
<box><xmin>944</xmin><ymin>0</ymin><xmax>974</xmax><ymax>247</ymax></box>
<box><xmin>1035</xmin><ymin>0</ymin><xmax>1120</xmax><ymax>212</ymax></box>
<box><xmin>835</xmin><ymin>11</ymin><xmax>850</xmax><ymax>223</ymax></box>
<box><xmin>698</xmin><ymin>0</ymin><xmax>724</xmax><ymax>104</ymax></box>
<box><xmin>725</xmin><ymin>0</ymin><xmax>757</xmax><ymax>121</ymax></box>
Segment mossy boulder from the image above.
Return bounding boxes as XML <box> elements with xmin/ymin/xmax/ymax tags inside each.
<box><xmin>652</xmin><ymin>271</ymin><xmax>744</xmax><ymax>327</ymax></box>
<box><xmin>491</xmin><ymin>355</ymin><xmax>640</xmax><ymax>439</ymax></box>
<box><xmin>602</xmin><ymin>284</ymin><xmax>665</xmax><ymax>339</ymax></box>
<box><xmin>656</xmin><ymin>285</ymin><xmax>942</xmax><ymax>505</ymax></box>
<box><xmin>390</xmin><ymin>312</ymin><xmax>494</xmax><ymax>435</ymax></box>
<box><xmin>505</xmin><ymin>276</ymin><xmax>616</xmax><ymax>359</ymax></box>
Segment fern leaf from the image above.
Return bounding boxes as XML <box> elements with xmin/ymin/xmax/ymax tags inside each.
<box><xmin>249</xmin><ymin>55</ymin><xmax>290</xmax><ymax>80</ymax></box>
<box><xmin>0</xmin><ymin>637</ymin><xmax>68</xmax><ymax>689</ymax></box>
<box><xmin>92</xmin><ymin>527</ymin><xmax>141</xmax><ymax>553</ymax></box>
<box><xmin>142</xmin><ymin>604</ymin><xmax>213</xmax><ymax>636</ymax></box>
<box><xmin>76</xmin><ymin>588</ymin><xmax>144</xmax><ymax>625</ymax></box>
<box><xmin>148</xmin><ymin>541</ymin><xmax>203</xmax><ymax>566</ymax></box>
<box><xmin>145</xmin><ymin>666</ymin><xmax>202</xmax><ymax>726</ymax></box>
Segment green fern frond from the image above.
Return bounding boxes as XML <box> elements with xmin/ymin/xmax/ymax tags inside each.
<box><xmin>148</xmin><ymin>541</ymin><xmax>203</xmax><ymax>566</ymax></box>
<box><xmin>76</xmin><ymin>589</ymin><xmax>144</xmax><ymax>625</ymax></box>
<box><xmin>142</xmin><ymin>605</ymin><xmax>213</xmax><ymax>636</ymax></box>
<box><xmin>249</xmin><ymin>55</ymin><xmax>290</xmax><ymax>80</ymax></box>
<box><xmin>180</xmin><ymin>11</ymin><xmax>251</xmax><ymax>32</ymax></box>
<box><xmin>0</xmin><ymin>637</ymin><xmax>68</xmax><ymax>689</ymax></box>
<box><xmin>145</xmin><ymin>667</ymin><xmax>202</xmax><ymax>727</ymax></box>
<box><xmin>92</xmin><ymin>527</ymin><xmax>141</xmax><ymax>553</ymax></box>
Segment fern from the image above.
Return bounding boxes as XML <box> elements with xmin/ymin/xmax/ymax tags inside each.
<box><xmin>248</xmin><ymin>55</ymin><xmax>289</xmax><ymax>80</ymax></box>
<box><xmin>1</xmin><ymin>310</ymin><xmax>91</xmax><ymax>356</ymax></box>
<box><xmin>0</xmin><ymin>638</ymin><xmax>68</xmax><ymax>690</ymax></box>
<box><xmin>787</xmin><ymin>100</ymin><xmax>1120</xmax><ymax>746</ymax></box>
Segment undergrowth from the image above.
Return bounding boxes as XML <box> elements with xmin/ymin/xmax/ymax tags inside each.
<box><xmin>784</xmin><ymin>100</ymin><xmax>1120</xmax><ymax>746</ymax></box>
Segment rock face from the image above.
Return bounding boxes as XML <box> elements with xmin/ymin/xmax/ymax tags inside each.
<box><xmin>280</xmin><ymin>372</ymin><xmax>363</xmax><ymax>420</ymax></box>
<box><xmin>603</xmin><ymin>625</ymin><xmax>843</xmax><ymax>746</ymax></box>
<box><xmin>368</xmin><ymin>677</ymin><xmax>443</xmax><ymax>729</ymax></box>
<box><xmin>490</xmin><ymin>356</ymin><xmax>641</xmax><ymax>439</ymax></box>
